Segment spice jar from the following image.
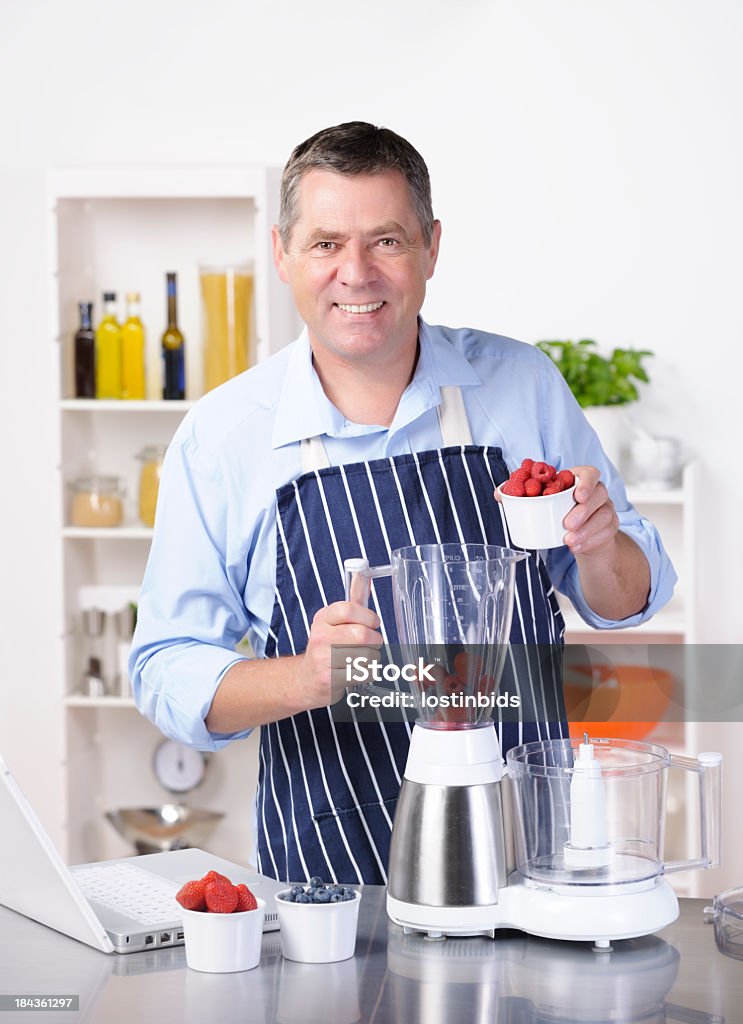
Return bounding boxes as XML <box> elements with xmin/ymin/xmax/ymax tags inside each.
<box><xmin>70</xmin><ymin>476</ymin><xmax>125</xmax><ymax>527</ymax></box>
<box><xmin>137</xmin><ymin>445</ymin><xmax>167</xmax><ymax>527</ymax></box>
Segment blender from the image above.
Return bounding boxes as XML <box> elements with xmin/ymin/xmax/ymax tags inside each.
<box><xmin>344</xmin><ymin>544</ymin><xmax>723</xmax><ymax>946</ymax></box>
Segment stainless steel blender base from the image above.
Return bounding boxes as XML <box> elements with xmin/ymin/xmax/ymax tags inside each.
<box><xmin>387</xmin><ymin>778</ymin><xmax>508</xmax><ymax>910</ymax></box>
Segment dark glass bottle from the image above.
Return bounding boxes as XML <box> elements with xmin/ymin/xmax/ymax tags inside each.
<box><xmin>161</xmin><ymin>272</ymin><xmax>185</xmax><ymax>400</ymax></box>
<box><xmin>74</xmin><ymin>302</ymin><xmax>96</xmax><ymax>398</ymax></box>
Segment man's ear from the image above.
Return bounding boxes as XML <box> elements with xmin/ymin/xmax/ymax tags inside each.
<box><xmin>271</xmin><ymin>225</ymin><xmax>290</xmax><ymax>284</ymax></box>
<box><xmin>426</xmin><ymin>219</ymin><xmax>442</xmax><ymax>280</ymax></box>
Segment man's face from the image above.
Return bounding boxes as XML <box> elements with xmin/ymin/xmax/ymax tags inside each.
<box><xmin>272</xmin><ymin>169</ymin><xmax>441</xmax><ymax>369</ymax></box>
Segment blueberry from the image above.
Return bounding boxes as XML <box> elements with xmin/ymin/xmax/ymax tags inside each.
<box><xmin>343</xmin><ymin>887</ymin><xmax>357</xmax><ymax>897</ymax></box>
<box><xmin>330</xmin><ymin>892</ymin><xmax>343</xmax><ymax>902</ymax></box>
<box><xmin>314</xmin><ymin>888</ymin><xmax>331</xmax><ymax>903</ymax></box>
<box><xmin>290</xmin><ymin>884</ymin><xmax>304</xmax><ymax>896</ymax></box>
<box><xmin>296</xmin><ymin>892</ymin><xmax>311</xmax><ymax>903</ymax></box>
<box><xmin>309</xmin><ymin>876</ymin><xmax>324</xmax><ymax>888</ymax></box>
<box><xmin>342</xmin><ymin>892</ymin><xmax>355</xmax><ymax>901</ymax></box>
<box><xmin>282</xmin><ymin>891</ymin><xmax>295</xmax><ymax>902</ymax></box>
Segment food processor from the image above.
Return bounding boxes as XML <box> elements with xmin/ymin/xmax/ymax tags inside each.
<box><xmin>344</xmin><ymin>544</ymin><xmax>722</xmax><ymax>947</ymax></box>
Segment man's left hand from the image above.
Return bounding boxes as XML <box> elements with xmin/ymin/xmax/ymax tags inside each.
<box><xmin>561</xmin><ymin>465</ymin><xmax>619</xmax><ymax>555</ymax></box>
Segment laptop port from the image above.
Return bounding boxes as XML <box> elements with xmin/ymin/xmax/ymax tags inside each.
<box><xmin>145</xmin><ymin>934</ymin><xmax>155</xmax><ymax>945</ymax></box>
<box><xmin>176</xmin><ymin>931</ymin><xmax>184</xmax><ymax>941</ymax></box>
<box><xmin>159</xmin><ymin>932</ymin><xmax>171</xmax><ymax>944</ymax></box>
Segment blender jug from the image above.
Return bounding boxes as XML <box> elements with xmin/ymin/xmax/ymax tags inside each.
<box><xmin>344</xmin><ymin>543</ymin><xmax>526</xmax><ymax>726</ymax></box>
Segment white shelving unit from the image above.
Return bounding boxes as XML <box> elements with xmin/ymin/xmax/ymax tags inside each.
<box><xmin>50</xmin><ymin>166</ymin><xmax>299</xmax><ymax>864</ymax></box>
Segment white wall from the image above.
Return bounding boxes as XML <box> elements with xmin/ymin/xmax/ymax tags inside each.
<box><xmin>0</xmin><ymin>0</ymin><xmax>741</xmax><ymax>876</ymax></box>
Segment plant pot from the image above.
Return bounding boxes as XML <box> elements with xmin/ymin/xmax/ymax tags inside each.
<box><xmin>582</xmin><ymin>405</ymin><xmax>630</xmax><ymax>471</ymax></box>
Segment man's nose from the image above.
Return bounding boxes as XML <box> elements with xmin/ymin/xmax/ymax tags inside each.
<box><xmin>337</xmin><ymin>241</ymin><xmax>377</xmax><ymax>287</ymax></box>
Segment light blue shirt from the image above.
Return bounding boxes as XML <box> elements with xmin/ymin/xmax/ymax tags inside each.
<box><xmin>129</xmin><ymin>320</ymin><xmax>677</xmax><ymax>751</ymax></box>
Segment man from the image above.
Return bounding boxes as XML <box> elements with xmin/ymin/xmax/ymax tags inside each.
<box><xmin>130</xmin><ymin>122</ymin><xmax>676</xmax><ymax>885</ymax></box>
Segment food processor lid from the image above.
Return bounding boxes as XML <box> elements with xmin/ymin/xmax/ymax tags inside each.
<box><xmin>705</xmin><ymin>886</ymin><xmax>743</xmax><ymax>960</ymax></box>
<box><xmin>506</xmin><ymin>736</ymin><xmax>671</xmax><ymax>778</ymax></box>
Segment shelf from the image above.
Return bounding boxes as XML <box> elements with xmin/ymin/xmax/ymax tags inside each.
<box><xmin>65</xmin><ymin>696</ymin><xmax>136</xmax><ymax>708</ymax></box>
<box><xmin>63</xmin><ymin>525</ymin><xmax>153</xmax><ymax>540</ymax></box>
<box><xmin>60</xmin><ymin>399</ymin><xmax>196</xmax><ymax>412</ymax></box>
<box><xmin>626</xmin><ymin>485</ymin><xmax>684</xmax><ymax>505</ymax></box>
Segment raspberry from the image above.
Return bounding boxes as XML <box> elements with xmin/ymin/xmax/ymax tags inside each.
<box><xmin>543</xmin><ymin>479</ymin><xmax>566</xmax><ymax>495</ymax></box>
<box><xmin>531</xmin><ymin>462</ymin><xmax>556</xmax><ymax>483</ymax></box>
<box><xmin>235</xmin><ymin>883</ymin><xmax>258</xmax><ymax>912</ymax></box>
<box><xmin>556</xmin><ymin>469</ymin><xmax>575</xmax><ymax>488</ymax></box>
<box><xmin>521</xmin><ymin>458</ymin><xmax>535</xmax><ymax>473</ymax></box>
<box><xmin>510</xmin><ymin>467</ymin><xmax>530</xmax><ymax>484</ymax></box>
<box><xmin>175</xmin><ymin>879</ymin><xmax>207</xmax><ymax>911</ymax></box>
<box><xmin>205</xmin><ymin>878</ymin><xmax>239</xmax><ymax>913</ymax></box>
<box><xmin>501</xmin><ymin>479</ymin><xmax>526</xmax><ymax>497</ymax></box>
<box><xmin>524</xmin><ymin>478</ymin><xmax>543</xmax><ymax>497</ymax></box>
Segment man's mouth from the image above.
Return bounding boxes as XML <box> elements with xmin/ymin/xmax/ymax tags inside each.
<box><xmin>334</xmin><ymin>302</ymin><xmax>385</xmax><ymax>314</ymax></box>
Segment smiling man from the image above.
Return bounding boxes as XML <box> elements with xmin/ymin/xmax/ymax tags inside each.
<box><xmin>130</xmin><ymin>122</ymin><xmax>676</xmax><ymax>885</ymax></box>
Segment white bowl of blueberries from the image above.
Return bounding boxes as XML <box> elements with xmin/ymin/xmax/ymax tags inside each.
<box><xmin>275</xmin><ymin>877</ymin><xmax>361</xmax><ymax>963</ymax></box>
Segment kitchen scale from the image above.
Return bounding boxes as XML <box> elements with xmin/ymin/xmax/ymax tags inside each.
<box><xmin>345</xmin><ymin>546</ymin><xmax>722</xmax><ymax>948</ymax></box>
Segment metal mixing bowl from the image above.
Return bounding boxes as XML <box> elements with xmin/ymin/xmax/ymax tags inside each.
<box><xmin>105</xmin><ymin>805</ymin><xmax>224</xmax><ymax>854</ymax></box>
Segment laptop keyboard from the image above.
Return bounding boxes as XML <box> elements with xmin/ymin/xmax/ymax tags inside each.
<box><xmin>72</xmin><ymin>863</ymin><xmax>181</xmax><ymax>926</ymax></box>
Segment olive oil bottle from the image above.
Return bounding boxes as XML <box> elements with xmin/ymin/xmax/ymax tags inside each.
<box><xmin>121</xmin><ymin>291</ymin><xmax>146</xmax><ymax>399</ymax></box>
<box><xmin>161</xmin><ymin>272</ymin><xmax>185</xmax><ymax>400</ymax></box>
<box><xmin>95</xmin><ymin>292</ymin><xmax>122</xmax><ymax>399</ymax></box>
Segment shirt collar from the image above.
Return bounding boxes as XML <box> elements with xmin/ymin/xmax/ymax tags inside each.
<box><xmin>271</xmin><ymin>319</ymin><xmax>481</xmax><ymax>449</ymax></box>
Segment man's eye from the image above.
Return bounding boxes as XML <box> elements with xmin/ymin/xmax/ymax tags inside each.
<box><xmin>378</xmin><ymin>238</ymin><xmax>398</xmax><ymax>247</ymax></box>
<box><xmin>315</xmin><ymin>241</ymin><xmax>336</xmax><ymax>251</ymax></box>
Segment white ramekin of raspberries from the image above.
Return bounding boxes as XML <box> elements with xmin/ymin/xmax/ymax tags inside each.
<box><xmin>497</xmin><ymin>459</ymin><xmax>579</xmax><ymax>549</ymax></box>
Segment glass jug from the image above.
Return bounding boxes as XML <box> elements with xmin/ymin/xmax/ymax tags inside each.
<box><xmin>344</xmin><ymin>543</ymin><xmax>526</xmax><ymax>728</ymax></box>
<box><xmin>506</xmin><ymin>736</ymin><xmax>722</xmax><ymax>891</ymax></box>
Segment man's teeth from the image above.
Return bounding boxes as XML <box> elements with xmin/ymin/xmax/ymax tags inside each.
<box><xmin>336</xmin><ymin>302</ymin><xmax>384</xmax><ymax>313</ymax></box>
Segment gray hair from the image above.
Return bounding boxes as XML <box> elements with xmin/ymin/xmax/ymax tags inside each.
<box><xmin>278</xmin><ymin>121</ymin><xmax>434</xmax><ymax>247</ymax></box>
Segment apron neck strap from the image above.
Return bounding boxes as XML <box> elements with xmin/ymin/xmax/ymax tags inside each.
<box><xmin>299</xmin><ymin>384</ymin><xmax>472</xmax><ymax>474</ymax></box>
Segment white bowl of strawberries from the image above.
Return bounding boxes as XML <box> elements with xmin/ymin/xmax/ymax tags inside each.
<box><xmin>497</xmin><ymin>460</ymin><xmax>578</xmax><ymax>549</ymax></box>
<box><xmin>176</xmin><ymin>870</ymin><xmax>265</xmax><ymax>973</ymax></box>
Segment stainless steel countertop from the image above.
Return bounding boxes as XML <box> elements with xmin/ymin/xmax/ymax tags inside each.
<box><xmin>0</xmin><ymin>890</ymin><xmax>738</xmax><ymax>1023</ymax></box>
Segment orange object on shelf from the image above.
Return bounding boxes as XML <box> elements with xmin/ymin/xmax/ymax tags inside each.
<box><xmin>564</xmin><ymin>663</ymin><xmax>676</xmax><ymax>742</ymax></box>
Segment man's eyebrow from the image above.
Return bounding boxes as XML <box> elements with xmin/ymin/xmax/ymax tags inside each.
<box><xmin>302</xmin><ymin>222</ymin><xmax>415</xmax><ymax>245</ymax></box>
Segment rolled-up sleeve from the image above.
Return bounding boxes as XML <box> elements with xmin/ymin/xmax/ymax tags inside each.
<box><xmin>129</xmin><ymin>433</ymin><xmax>254</xmax><ymax>751</ymax></box>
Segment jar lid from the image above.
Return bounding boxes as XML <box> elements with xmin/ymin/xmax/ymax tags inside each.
<box><xmin>69</xmin><ymin>475</ymin><xmax>124</xmax><ymax>493</ymax></box>
<box><xmin>136</xmin><ymin>445</ymin><xmax>168</xmax><ymax>460</ymax></box>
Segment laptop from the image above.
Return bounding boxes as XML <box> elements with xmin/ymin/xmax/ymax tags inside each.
<box><xmin>0</xmin><ymin>755</ymin><xmax>285</xmax><ymax>954</ymax></box>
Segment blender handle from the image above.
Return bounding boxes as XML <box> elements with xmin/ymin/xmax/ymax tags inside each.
<box><xmin>664</xmin><ymin>751</ymin><xmax>723</xmax><ymax>874</ymax></box>
<box><xmin>343</xmin><ymin>558</ymin><xmax>392</xmax><ymax>606</ymax></box>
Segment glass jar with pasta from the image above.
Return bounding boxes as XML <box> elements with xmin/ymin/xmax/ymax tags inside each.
<box><xmin>199</xmin><ymin>262</ymin><xmax>255</xmax><ymax>393</ymax></box>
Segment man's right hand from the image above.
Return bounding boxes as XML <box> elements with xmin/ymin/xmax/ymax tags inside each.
<box><xmin>295</xmin><ymin>601</ymin><xmax>383</xmax><ymax>708</ymax></box>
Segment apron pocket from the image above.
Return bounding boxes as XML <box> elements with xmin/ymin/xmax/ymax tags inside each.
<box><xmin>313</xmin><ymin>799</ymin><xmax>398</xmax><ymax>884</ymax></box>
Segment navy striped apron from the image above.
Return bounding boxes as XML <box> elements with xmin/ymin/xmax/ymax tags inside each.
<box><xmin>257</xmin><ymin>386</ymin><xmax>567</xmax><ymax>884</ymax></box>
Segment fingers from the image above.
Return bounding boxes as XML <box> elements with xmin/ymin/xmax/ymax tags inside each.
<box><xmin>320</xmin><ymin>600</ymin><xmax>381</xmax><ymax>631</ymax></box>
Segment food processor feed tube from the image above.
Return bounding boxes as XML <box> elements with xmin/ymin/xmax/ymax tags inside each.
<box><xmin>563</xmin><ymin>734</ymin><xmax>612</xmax><ymax>870</ymax></box>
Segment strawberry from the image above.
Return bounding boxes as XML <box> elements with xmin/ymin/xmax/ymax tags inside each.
<box><xmin>501</xmin><ymin>479</ymin><xmax>526</xmax><ymax>497</ymax></box>
<box><xmin>531</xmin><ymin>461</ymin><xmax>556</xmax><ymax>483</ymax></box>
<box><xmin>202</xmin><ymin>870</ymin><xmax>230</xmax><ymax>885</ymax></box>
<box><xmin>524</xmin><ymin>478</ymin><xmax>543</xmax><ymax>497</ymax></box>
<box><xmin>205</xmin><ymin>878</ymin><xmax>239</xmax><ymax>914</ymax></box>
<box><xmin>556</xmin><ymin>469</ymin><xmax>575</xmax><ymax>488</ymax></box>
<box><xmin>543</xmin><ymin>479</ymin><xmax>566</xmax><ymax>495</ymax></box>
<box><xmin>176</xmin><ymin>878</ymin><xmax>207</xmax><ymax>911</ymax></box>
<box><xmin>521</xmin><ymin>458</ymin><xmax>535</xmax><ymax>474</ymax></box>
<box><xmin>235</xmin><ymin>884</ymin><xmax>258</xmax><ymax>913</ymax></box>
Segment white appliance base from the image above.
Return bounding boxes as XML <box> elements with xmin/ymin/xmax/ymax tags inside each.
<box><xmin>386</xmin><ymin>875</ymin><xmax>679</xmax><ymax>945</ymax></box>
